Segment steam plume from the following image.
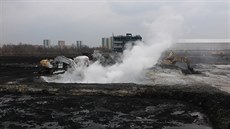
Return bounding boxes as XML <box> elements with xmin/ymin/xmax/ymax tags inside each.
<box><xmin>42</xmin><ymin>6</ymin><xmax>185</xmax><ymax>83</ymax></box>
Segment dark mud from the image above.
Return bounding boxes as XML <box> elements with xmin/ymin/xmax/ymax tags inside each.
<box><xmin>0</xmin><ymin>56</ymin><xmax>230</xmax><ymax>129</ymax></box>
<box><xmin>0</xmin><ymin>83</ymin><xmax>229</xmax><ymax>129</ymax></box>
<box><xmin>0</xmin><ymin>64</ymin><xmax>37</xmax><ymax>84</ymax></box>
<box><xmin>0</xmin><ymin>94</ymin><xmax>210</xmax><ymax>129</ymax></box>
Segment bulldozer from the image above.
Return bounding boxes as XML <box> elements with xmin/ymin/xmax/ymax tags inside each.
<box><xmin>161</xmin><ymin>51</ymin><xmax>201</xmax><ymax>75</ymax></box>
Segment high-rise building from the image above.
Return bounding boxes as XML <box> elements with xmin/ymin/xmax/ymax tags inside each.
<box><xmin>112</xmin><ymin>33</ymin><xmax>142</xmax><ymax>52</ymax></box>
<box><xmin>43</xmin><ymin>39</ymin><xmax>51</xmax><ymax>48</ymax></box>
<box><xmin>58</xmin><ymin>40</ymin><xmax>65</xmax><ymax>49</ymax></box>
<box><xmin>102</xmin><ymin>37</ymin><xmax>113</xmax><ymax>49</ymax></box>
<box><xmin>102</xmin><ymin>38</ymin><xmax>107</xmax><ymax>48</ymax></box>
<box><xmin>76</xmin><ymin>41</ymin><xmax>82</xmax><ymax>48</ymax></box>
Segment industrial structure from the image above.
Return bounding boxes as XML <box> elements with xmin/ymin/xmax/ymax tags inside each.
<box><xmin>172</xmin><ymin>39</ymin><xmax>230</xmax><ymax>50</ymax></box>
<box><xmin>102</xmin><ymin>33</ymin><xmax>142</xmax><ymax>52</ymax></box>
<box><xmin>112</xmin><ymin>33</ymin><xmax>142</xmax><ymax>52</ymax></box>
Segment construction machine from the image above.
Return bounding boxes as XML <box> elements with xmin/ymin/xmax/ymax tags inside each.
<box><xmin>161</xmin><ymin>51</ymin><xmax>201</xmax><ymax>74</ymax></box>
<box><xmin>37</xmin><ymin>56</ymin><xmax>89</xmax><ymax>76</ymax></box>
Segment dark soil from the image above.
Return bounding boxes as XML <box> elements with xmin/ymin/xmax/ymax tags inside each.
<box><xmin>0</xmin><ymin>56</ymin><xmax>229</xmax><ymax>129</ymax></box>
<box><xmin>0</xmin><ymin>94</ymin><xmax>210</xmax><ymax>129</ymax></box>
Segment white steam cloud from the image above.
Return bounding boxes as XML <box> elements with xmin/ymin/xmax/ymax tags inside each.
<box><xmin>42</xmin><ymin>7</ymin><xmax>185</xmax><ymax>83</ymax></box>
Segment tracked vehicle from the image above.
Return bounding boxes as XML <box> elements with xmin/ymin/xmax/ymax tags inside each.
<box><xmin>38</xmin><ymin>56</ymin><xmax>89</xmax><ymax>76</ymax></box>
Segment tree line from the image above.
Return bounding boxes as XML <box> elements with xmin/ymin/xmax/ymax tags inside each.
<box><xmin>0</xmin><ymin>43</ymin><xmax>110</xmax><ymax>57</ymax></box>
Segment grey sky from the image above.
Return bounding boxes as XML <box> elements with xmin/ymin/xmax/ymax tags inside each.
<box><xmin>0</xmin><ymin>0</ymin><xmax>229</xmax><ymax>47</ymax></box>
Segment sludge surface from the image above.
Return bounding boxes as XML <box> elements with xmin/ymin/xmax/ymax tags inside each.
<box><xmin>0</xmin><ymin>56</ymin><xmax>229</xmax><ymax>129</ymax></box>
<box><xmin>0</xmin><ymin>94</ymin><xmax>211</xmax><ymax>129</ymax></box>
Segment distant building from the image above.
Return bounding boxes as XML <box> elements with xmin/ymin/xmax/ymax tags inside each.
<box><xmin>76</xmin><ymin>41</ymin><xmax>82</xmax><ymax>48</ymax></box>
<box><xmin>43</xmin><ymin>39</ymin><xmax>51</xmax><ymax>48</ymax></box>
<box><xmin>102</xmin><ymin>37</ymin><xmax>113</xmax><ymax>49</ymax></box>
<box><xmin>58</xmin><ymin>40</ymin><xmax>65</xmax><ymax>49</ymax></box>
<box><xmin>172</xmin><ymin>39</ymin><xmax>230</xmax><ymax>50</ymax></box>
<box><xmin>112</xmin><ymin>33</ymin><xmax>142</xmax><ymax>52</ymax></box>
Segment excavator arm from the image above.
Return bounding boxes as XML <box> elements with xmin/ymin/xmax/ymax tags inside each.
<box><xmin>164</xmin><ymin>51</ymin><xmax>190</xmax><ymax>68</ymax></box>
<box><xmin>162</xmin><ymin>51</ymin><xmax>200</xmax><ymax>74</ymax></box>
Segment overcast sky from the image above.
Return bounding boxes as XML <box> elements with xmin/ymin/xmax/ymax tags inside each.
<box><xmin>0</xmin><ymin>0</ymin><xmax>229</xmax><ymax>47</ymax></box>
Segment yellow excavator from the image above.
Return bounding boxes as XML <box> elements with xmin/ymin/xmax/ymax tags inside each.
<box><xmin>38</xmin><ymin>56</ymin><xmax>72</xmax><ymax>75</ymax></box>
<box><xmin>38</xmin><ymin>56</ymin><xmax>90</xmax><ymax>76</ymax></box>
<box><xmin>161</xmin><ymin>51</ymin><xmax>201</xmax><ymax>74</ymax></box>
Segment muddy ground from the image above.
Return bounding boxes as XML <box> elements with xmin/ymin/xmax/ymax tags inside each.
<box><xmin>0</xmin><ymin>56</ymin><xmax>230</xmax><ymax>129</ymax></box>
<box><xmin>0</xmin><ymin>93</ymin><xmax>211</xmax><ymax>129</ymax></box>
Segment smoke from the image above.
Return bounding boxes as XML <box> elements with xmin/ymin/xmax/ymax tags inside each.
<box><xmin>42</xmin><ymin>6</ymin><xmax>185</xmax><ymax>83</ymax></box>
